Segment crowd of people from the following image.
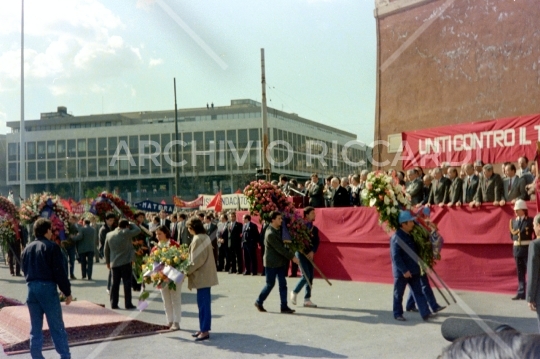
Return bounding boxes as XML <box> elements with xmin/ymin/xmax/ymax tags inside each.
<box><xmin>7</xmin><ymin>156</ymin><xmax>540</xmax><ymax>358</ymax></box>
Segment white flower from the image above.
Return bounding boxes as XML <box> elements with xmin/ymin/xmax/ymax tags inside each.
<box><xmin>369</xmin><ymin>198</ymin><xmax>377</xmax><ymax>207</ymax></box>
<box><xmin>386</xmin><ymin>207</ymin><xmax>391</xmax><ymax>215</ymax></box>
<box><xmin>390</xmin><ymin>207</ymin><xmax>397</xmax><ymax>214</ymax></box>
<box><xmin>384</xmin><ymin>196</ymin><xmax>390</xmax><ymax>205</ymax></box>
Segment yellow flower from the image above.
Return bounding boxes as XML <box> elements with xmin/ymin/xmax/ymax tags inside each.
<box><xmin>174</xmin><ymin>257</ymin><xmax>179</xmax><ymax>264</ymax></box>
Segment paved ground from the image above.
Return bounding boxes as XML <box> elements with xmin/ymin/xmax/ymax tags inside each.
<box><xmin>1</xmin><ymin>256</ymin><xmax>538</xmax><ymax>359</ymax></box>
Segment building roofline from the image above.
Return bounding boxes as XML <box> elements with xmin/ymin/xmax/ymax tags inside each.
<box><xmin>6</xmin><ymin>99</ymin><xmax>357</xmax><ymax>139</ymax></box>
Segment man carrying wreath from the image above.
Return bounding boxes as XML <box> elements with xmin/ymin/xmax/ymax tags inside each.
<box><xmin>391</xmin><ymin>211</ymin><xmax>435</xmax><ymax>322</ymax></box>
<box><xmin>255</xmin><ymin>211</ymin><xmax>299</xmax><ymax>314</ymax></box>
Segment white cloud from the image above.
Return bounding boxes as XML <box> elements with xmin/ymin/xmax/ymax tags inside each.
<box><xmin>136</xmin><ymin>0</ymin><xmax>156</xmax><ymax>10</ymax></box>
<box><xmin>131</xmin><ymin>87</ymin><xmax>137</xmax><ymax>97</ymax></box>
<box><xmin>0</xmin><ymin>0</ymin><xmax>142</xmax><ymax>96</ymax></box>
<box><xmin>149</xmin><ymin>58</ymin><xmax>163</xmax><ymax>67</ymax></box>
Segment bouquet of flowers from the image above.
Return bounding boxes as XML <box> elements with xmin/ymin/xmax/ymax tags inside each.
<box><xmin>19</xmin><ymin>193</ymin><xmax>70</xmax><ymax>244</ymax></box>
<box><xmin>91</xmin><ymin>192</ymin><xmax>134</xmax><ymax>221</ymax></box>
<box><xmin>281</xmin><ymin>211</ymin><xmax>311</xmax><ymax>254</ymax></box>
<box><xmin>243</xmin><ymin>180</ymin><xmax>295</xmax><ymax>222</ymax></box>
<box><xmin>141</xmin><ymin>243</ymin><xmax>191</xmax><ymax>291</ymax></box>
<box><xmin>244</xmin><ymin>180</ymin><xmax>311</xmax><ymax>254</ymax></box>
<box><xmin>361</xmin><ymin>171</ymin><xmax>410</xmax><ymax>231</ymax></box>
<box><xmin>0</xmin><ymin>196</ymin><xmax>20</xmax><ymax>253</ymax></box>
<box><xmin>361</xmin><ymin>171</ymin><xmax>440</xmax><ymax>270</ymax></box>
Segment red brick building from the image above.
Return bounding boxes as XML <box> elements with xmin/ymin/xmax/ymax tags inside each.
<box><xmin>373</xmin><ymin>0</ymin><xmax>540</xmax><ymax>169</ymax></box>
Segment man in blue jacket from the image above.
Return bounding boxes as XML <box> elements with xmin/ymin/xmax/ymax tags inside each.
<box><xmin>22</xmin><ymin>218</ymin><xmax>72</xmax><ymax>359</ymax></box>
<box><xmin>391</xmin><ymin>211</ymin><xmax>434</xmax><ymax>322</ymax></box>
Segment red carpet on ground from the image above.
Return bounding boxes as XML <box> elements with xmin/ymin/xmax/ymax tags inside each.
<box><xmin>0</xmin><ymin>300</ymin><xmax>169</xmax><ymax>355</ymax></box>
<box><xmin>241</xmin><ymin>202</ymin><xmax>536</xmax><ymax>295</ymax></box>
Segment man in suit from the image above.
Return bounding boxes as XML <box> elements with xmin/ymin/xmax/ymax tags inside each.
<box><xmin>307</xmin><ymin>173</ymin><xmax>325</xmax><ymax>208</ymax></box>
<box><xmin>341</xmin><ymin>177</ymin><xmax>352</xmax><ymax>205</ymax></box>
<box><xmin>330</xmin><ymin>177</ymin><xmax>350</xmax><ymax>207</ymax></box>
<box><xmin>443</xmin><ymin>167</ymin><xmax>463</xmax><ymax>207</ymax></box>
<box><xmin>216</xmin><ymin>214</ymin><xmax>229</xmax><ymax>271</ymax></box>
<box><xmin>406</xmin><ymin>169</ymin><xmax>424</xmax><ymax>206</ymax></box>
<box><xmin>159</xmin><ymin>210</ymin><xmax>171</xmax><ymax>228</ymax></box>
<box><xmin>99</xmin><ymin>212</ymin><xmax>117</xmax><ymax>294</ymax></box>
<box><xmin>504</xmin><ymin>163</ymin><xmax>529</xmax><ymax>203</ymax></box>
<box><xmin>170</xmin><ymin>214</ymin><xmax>178</xmax><ymax>241</ymax></box>
<box><xmin>526</xmin><ymin>213</ymin><xmax>540</xmax><ymax>331</ymax></box>
<box><xmin>224</xmin><ymin>212</ymin><xmax>243</xmax><ymax>274</ymax></box>
<box><xmin>176</xmin><ymin>213</ymin><xmax>191</xmax><ymax>246</ymax></box>
<box><xmin>73</xmin><ymin>219</ymin><xmax>97</xmax><ymax>280</ymax></box>
<box><xmin>470</xmin><ymin>164</ymin><xmax>505</xmax><ymax>207</ymax></box>
<box><xmin>517</xmin><ymin>156</ymin><xmax>531</xmax><ymax>177</ymax></box>
<box><xmin>279</xmin><ymin>175</ymin><xmax>290</xmax><ymax>196</ymax></box>
<box><xmin>350</xmin><ymin>174</ymin><xmax>362</xmax><ymax>206</ymax></box>
<box><xmin>242</xmin><ymin>214</ymin><xmax>260</xmax><ymax>275</ymax></box>
<box><xmin>426</xmin><ymin>168</ymin><xmax>450</xmax><ymax>206</ymax></box>
<box><xmin>511</xmin><ymin>200</ymin><xmax>534</xmax><ymax>300</ymax></box>
<box><xmin>104</xmin><ymin>219</ymin><xmax>141</xmax><ymax>310</ymax></box>
<box><xmin>420</xmin><ymin>175</ymin><xmax>432</xmax><ymax>205</ymax></box>
<box><xmin>204</xmin><ymin>214</ymin><xmax>218</xmax><ymax>267</ymax></box>
<box><xmin>459</xmin><ymin>163</ymin><xmax>479</xmax><ymax>205</ymax></box>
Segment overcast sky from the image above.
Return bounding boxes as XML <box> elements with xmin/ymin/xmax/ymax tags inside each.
<box><xmin>0</xmin><ymin>0</ymin><xmax>376</xmax><ymax>144</ymax></box>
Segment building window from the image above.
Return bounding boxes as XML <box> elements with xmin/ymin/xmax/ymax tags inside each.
<box><xmin>162</xmin><ymin>154</ymin><xmax>171</xmax><ymax>174</ymax></box>
<box><xmin>88</xmin><ymin>158</ymin><xmax>97</xmax><ymax>177</ymax></box>
<box><xmin>194</xmin><ymin>132</ymin><xmax>203</xmax><ymax>151</ymax></box>
<box><xmin>8</xmin><ymin>163</ymin><xmax>17</xmax><ymax>181</ymax></box>
<box><xmin>57</xmin><ymin>160</ymin><xmax>66</xmax><ymax>180</ymax></box>
<box><xmin>88</xmin><ymin>138</ymin><xmax>96</xmax><ymax>157</ymax></box>
<box><xmin>79</xmin><ymin>159</ymin><xmax>87</xmax><ymax>177</ymax></box>
<box><xmin>57</xmin><ymin>140</ymin><xmax>66</xmax><ymax>157</ymax></box>
<box><xmin>109</xmin><ymin>159</ymin><xmax>118</xmax><ymax>176</ymax></box>
<box><xmin>35</xmin><ymin>141</ymin><xmax>45</xmax><ymax>160</ymax></box>
<box><xmin>47</xmin><ymin>141</ymin><xmax>56</xmax><ymax>159</ymax></box>
<box><xmin>129</xmin><ymin>136</ymin><xmax>138</xmax><ymax>154</ymax></box>
<box><xmin>37</xmin><ymin>162</ymin><xmax>46</xmax><ymax>180</ymax></box>
<box><xmin>238</xmin><ymin>129</ymin><xmax>248</xmax><ymax>149</ymax></box>
<box><xmin>27</xmin><ymin>142</ymin><xmax>36</xmax><ymax>160</ymax></box>
<box><xmin>47</xmin><ymin>161</ymin><xmax>56</xmax><ymax>179</ymax></box>
<box><xmin>77</xmin><ymin>139</ymin><xmax>86</xmax><ymax>157</ymax></box>
<box><xmin>98</xmin><ymin>158</ymin><xmax>108</xmax><ymax>177</ymax></box>
<box><xmin>108</xmin><ymin>137</ymin><xmax>117</xmax><ymax>156</ymax></box>
<box><xmin>119</xmin><ymin>159</ymin><xmax>129</xmax><ymax>175</ymax></box>
<box><xmin>28</xmin><ymin>162</ymin><xmax>36</xmax><ymax>180</ymax></box>
<box><xmin>98</xmin><ymin>138</ymin><xmax>107</xmax><ymax>156</ymax></box>
<box><xmin>131</xmin><ymin>156</ymin><xmax>139</xmax><ymax>175</ymax></box>
<box><xmin>67</xmin><ymin>140</ymin><xmax>76</xmax><ymax>157</ymax></box>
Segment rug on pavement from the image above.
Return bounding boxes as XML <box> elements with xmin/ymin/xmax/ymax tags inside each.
<box><xmin>0</xmin><ymin>300</ymin><xmax>169</xmax><ymax>355</ymax></box>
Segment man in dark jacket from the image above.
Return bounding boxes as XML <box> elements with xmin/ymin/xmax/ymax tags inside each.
<box><xmin>330</xmin><ymin>177</ymin><xmax>351</xmax><ymax>207</ymax></box>
<box><xmin>99</xmin><ymin>212</ymin><xmax>117</xmax><ymax>293</ymax></box>
<box><xmin>73</xmin><ymin>219</ymin><xmax>96</xmax><ymax>280</ymax></box>
<box><xmin>291</xmin><ymin>206</ymin><xmax>320</xmax><ymax>308</ymax></box>
<box><xmin>22</xmin><ymin>218</ymin><xmax>72</xmax><ymax>359</ymax></box>
<box><xmin>241</xmin><ymin>214</ymin><xmax>260</xmax><ymax>276</ymax></box>
<box><xmin>391</xmin><ymin>211</ymin><xmax>433</xmax><ymax>322</ymax></box>
<box><xmin>307</xmin><ymin>173</ymin><xmax>325</xmax><ymax>208</ymax></box>
<box><xmin>224</xmin><ymin>212</ymin><xmax>243</xmax><ymax>274</ymax></box>
<box><xmin>255</xmin><ymin>211</ymin><xmax>299</xmax><ymax>313</ymax></box>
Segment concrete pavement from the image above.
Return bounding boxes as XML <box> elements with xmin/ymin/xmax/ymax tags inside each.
<box><xmin>1</xmin><ymin>256</ymin><xmax>538</xmax><ymax>359</ymax></box>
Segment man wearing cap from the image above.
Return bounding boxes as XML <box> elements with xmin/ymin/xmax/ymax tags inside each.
<box><xmin>470</xmin><ymin>164</ymin><xmax>504</xmax><ymax>207</ymax></box>
<box><xmin>510</xmin><ymin>199</ymin><xmax>534</xmax><ymax>300</ymax></box>
<box><xmin>390</xmin><ymin>211</ymin><xmax>434</xmax><ymax>321</ymax></box>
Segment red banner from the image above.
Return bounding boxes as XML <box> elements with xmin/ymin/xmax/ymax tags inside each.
<box><xmin>172</xmin><ymin>195</ymin><xmax>203</xmax><ymax>208</ymax></box>
<box><xmin>401</xmin><ymin>113</ymin><xmax>540</xmax><ymax>169</ymax></box>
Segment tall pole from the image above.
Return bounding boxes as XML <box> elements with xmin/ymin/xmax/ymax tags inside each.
<box><xmin>260</xmin><ymin>48</ymin><xmax>270</xmax><ymax>182</ymax></box>
<box><xmin>174</xmin><ymin>78</ymin><xmax>180</xmax><ymax>196</ymax></box>
<box><xmin>19</xmin><ymin>0</ymin><xmax>26</xmax><ymax>201</ymax></box>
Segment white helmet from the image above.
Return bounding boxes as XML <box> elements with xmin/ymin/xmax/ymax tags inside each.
<box><xmin>514</xmin><ymin>199</ymin><xmax>528</xmax><ymax>211</ymax></box>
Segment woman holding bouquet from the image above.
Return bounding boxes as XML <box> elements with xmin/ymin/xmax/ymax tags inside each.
<box><xmin>186</xmin><ymin>218</ymin><xmax>219</xmax><ymax>341</ymax></box>
<box><xmin>152</xmin><ymin>225</ymin><xmax>182</xmax><ymax>331</ymax></box>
